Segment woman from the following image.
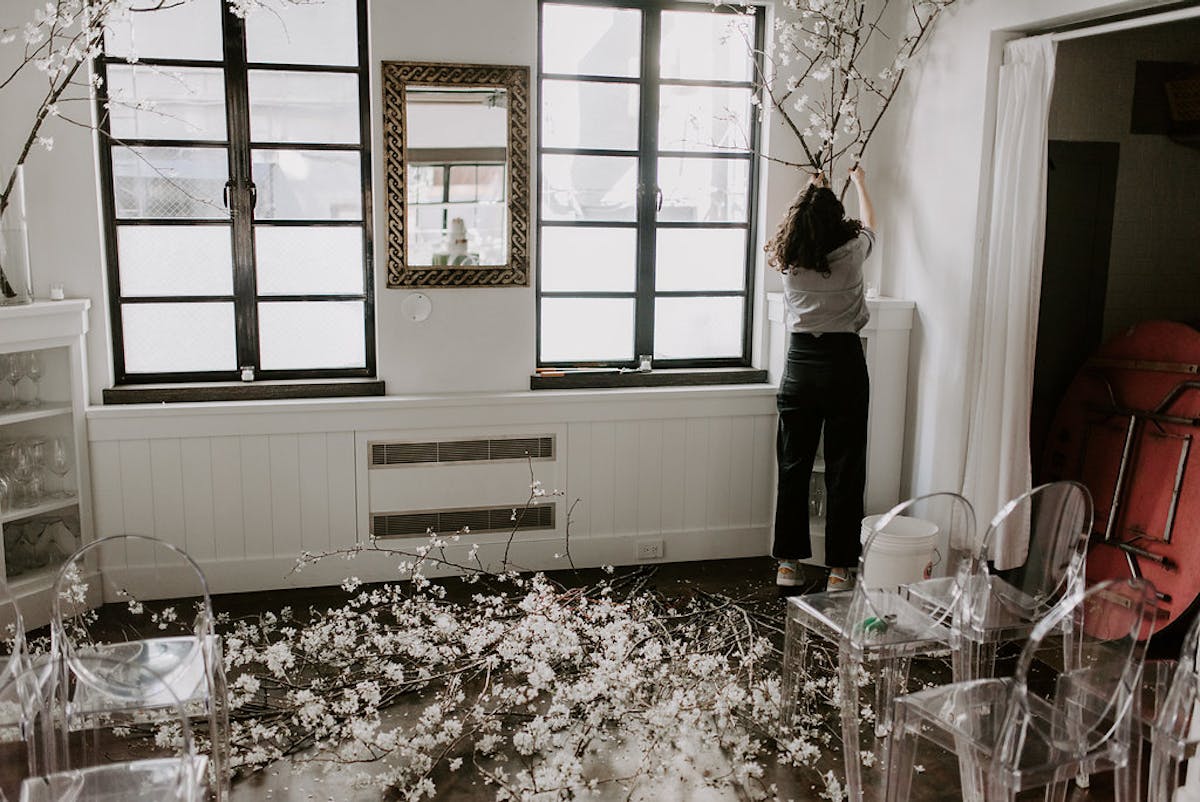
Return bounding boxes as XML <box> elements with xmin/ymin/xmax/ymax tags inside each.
<box><xmin>770</xmin><ymin>165</ymin><xmax>876</xmax><ymax>592</ymax></box>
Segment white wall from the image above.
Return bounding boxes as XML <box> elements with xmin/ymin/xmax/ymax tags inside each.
<box><xmin>865</xmin><ymin>0</ymin><xmax>1186</xmax><ymax>500</ymax></box>
<box><xmin>1049</xmin><ymin>21</ymin><xmax>1200</xmax><ymax>339</ymax></box>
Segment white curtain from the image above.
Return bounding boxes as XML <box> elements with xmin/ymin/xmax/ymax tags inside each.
<box><xmin>962</xmin><ymin>36</ymin><xmax>1056</xmax><ymax>567</ymax></box>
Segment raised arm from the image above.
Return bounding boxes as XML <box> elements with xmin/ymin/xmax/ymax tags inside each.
<box><xmin>849</xmin><ymin>165</ymin><xmax>875</xmax><ymax>231</ymax></box>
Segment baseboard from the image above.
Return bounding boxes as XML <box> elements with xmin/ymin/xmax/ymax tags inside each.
<box><xmin>98</xmin><ymin>527</ymin><xmax>773</xmax><ymax>599</ymax></box>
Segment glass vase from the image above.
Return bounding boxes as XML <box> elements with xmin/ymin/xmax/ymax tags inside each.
<box><xmin>0</xmin><ymin>165</ymin><xmax>33</xmax><ymax>306</ymax></box>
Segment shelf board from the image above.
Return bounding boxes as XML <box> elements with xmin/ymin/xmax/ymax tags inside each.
<box><xmin>1</xmin><ymin>496</ymin><xmax>78</xmax><ymax>525</ymax></box>
<box><xmin>0</xmin><ymin>402</ymin><xmax>71</xmax><ymax>427</ymax></box>
<box><xmin>7</xmin><ymin>562</ymin><xmax>61</xmax><ymax>592</ymax></box>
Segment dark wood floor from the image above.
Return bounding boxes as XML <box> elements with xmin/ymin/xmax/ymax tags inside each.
<box><xmin>213</xmin><ymin>557</ymin><xmax>1134</xmax><ymax>801</ymax></box>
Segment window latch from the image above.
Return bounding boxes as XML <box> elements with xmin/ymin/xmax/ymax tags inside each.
<box><xmin>249</xmin><ymin>181</ymin><xmax>258</xmax><ymax>211</ymax></box>
<box><xmin>240</xmin><ymin>366</ymin><xmax>255</xmax><ymax>383</ymax></box>
<box><xmin>655</xmin><ymin>186</ymin><xmax>663</xmax><ymax>212</ymax></box>
<box><xmin>222</xmin><ymin>180</ymin><xmax>234</xmax><ymax>210</ymax></box>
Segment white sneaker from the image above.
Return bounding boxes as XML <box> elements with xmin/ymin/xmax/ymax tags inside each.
<box><xmin>825</xmin><ymin>567</ymin><xmax>857</xmax><ymax>592</ymax></box>
<box><xmin>776</xmin><ymin>560</ymin><xmax>802</xmax><ymax>587</ymax></box>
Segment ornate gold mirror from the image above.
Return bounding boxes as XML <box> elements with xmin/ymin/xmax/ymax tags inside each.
<box><xmin>383</xmin><ymin>61</ymin><xmax>530</xmax><ymax>288</ymax></box>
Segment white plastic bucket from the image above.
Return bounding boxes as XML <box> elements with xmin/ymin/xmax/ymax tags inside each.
<box><xmin>859</xmin><ymin>514</ymin><xmax>939</xmax><ymax>590</ymax></box>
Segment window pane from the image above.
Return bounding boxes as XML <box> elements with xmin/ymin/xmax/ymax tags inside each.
<box><xmin>541</xmin><ymin>154</ymin><xmax>637</xmax><ymax>222</ymax></box>
<box><xmin>541</xmin><ymin>298</ymin><xmax>634</xmax><ymax>363</ymax></box>
<box><xmin>542</xmin><ymin>80</ymin><xmax>639</xmax><ymax>151</ymax></box>
<box><xmin>248</xmin><ymin>71</ymin><xmax>360</xmax><ymax>144</ymax></box>
<box><xmin>655</xmin><ymin>229</ymin><xmax>747</xmax><ymax>292</ymax></box>
<box><xmin>541</xmin><ymin>228</ymin><xmax>636</xmax><ymax>292</ymax></box>
<box><xmin>542</xmin><ymin>4</ymin><xmax>641</xmax><ymax>78</ymax></box>
<box><xmin>122</xmin><ymin>302</ymin><xmax>236</xmax><ymax>373</ymax></box>
<box><xmin>654</xmin><ymin>297</ymin><xmax>744</xmax><ymax>359</ymax></box>
<box><xmin>251</xmin><ymin>149</ymin><xmax>361</xmax><ymax>220</ymax></box>
<box><xmin>657</xmin><ymin>157</ymin><xmax>749</xmax><ymax>223</ymax></box>
<box><xmin>409</xmin><ymin>165</ymin><xmax>445</xmax><ymax>204</ymax></box>
<box><xmin>104</xmin><ymin>0</ymin><xmax>222</xmax><ymax>61</ymax></box>
<box><xmin>118</xmin><ymin>226</ymin><xmax>233</xmax><ymax>297</ymax></box>
<box><xmin>255</xmin><ymin>226</ymin><xmax>364</xmax><ymax>295</ymax></box>
<box><xmin>258</xmin><ymin>301</ymin><xmax>365</xmax><ymax>370</ymax></box>
<box><xmin>112</xmin><ymin>147</ymin><xmax>229</xmax><ymax>219</ymax></box>
<box><xmin>447</xmin><ymin>165</ymin><xmax>478</xmax><ymax>203</ymax></box>
<box><xmin>107</xmin><ymin>66</ymin><xmax>226</xmax><ymax>142</ymax></box>
<box><xmin>660</xmin><ymin>10</ymin><xmax>754</xmax><ymax>83</ymax></box>
<box><xmin>659</xmin><ymin>86</ymin><xmax>752</xmax><ymax>153</ymax></box>
<box><xmin>245</xmin><ymin>0</ymin><xmax>358</xmax><ymax>66</ymax></box>
<box><xmin>476</xmin><ymin>165</ymin><xmax>505</xmax><ymax>202</ymax></box>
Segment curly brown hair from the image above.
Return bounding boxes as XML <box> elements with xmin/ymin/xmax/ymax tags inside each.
<box><xmin>765</xmin><ymin>185</ymin><xmax>862</xmax><ymax>277</ymax></box>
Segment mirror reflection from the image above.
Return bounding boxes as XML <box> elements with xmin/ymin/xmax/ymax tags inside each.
<box><xmin>405</xmin><ymin>87</ymin><xmax>509</xmax><ymax>267</ymax></box>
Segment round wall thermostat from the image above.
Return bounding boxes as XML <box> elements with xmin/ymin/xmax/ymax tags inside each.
<box><xmin>401</xmin><ymin>292</ymin><xmax>432</xmax><ymax>322</ymax></box>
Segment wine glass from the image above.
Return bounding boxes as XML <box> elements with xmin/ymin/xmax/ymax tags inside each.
<box><xmin>48</xmin><ymin>437</ymin><xmax>71</xmax><ymax>499</ymax></box>
<box><xmin>2</xmin><ymin>354</ymin><xmax>22</xmax><ymax>411</ymax></box>
<box><xmin>23</xmin><ymin>352</ymin><xmax>42</xmax><ymax>408</ymax></box>
<box><xmin>11</xmin><ymin>444</ymin><xmax>35</xmax><ymax>508</ymax></box>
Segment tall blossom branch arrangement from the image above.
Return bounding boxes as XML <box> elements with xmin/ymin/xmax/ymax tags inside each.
<box><xmin>0</xmin><ymin>0</ymin><xmax>297</xmax><ymax>296</ymax></box>
<box><xmin>719</xmin><ymin>0</ymin><xmax>958</xmax><ymax>193</ymax></box>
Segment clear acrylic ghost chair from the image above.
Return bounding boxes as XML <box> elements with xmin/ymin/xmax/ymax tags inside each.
<box><xmin>12</xmin><ymin>654</ymin><xmax>207</xmax><ymax>801</ymax></box>
<box><xmin>1145</xmin><ymin>610</ymin><xmax>1200</xmax><ymax>802</ymax></box>
<box><xmin>885</xmin><ymin>577</ymin><xmax>1156</xmax><ymax>802</ymax></box>
<box><xmin>906</xmin><ymin>481</ymin><xmax>1092</xmax><ymax>682</ymax></box>
<box><xmin>781</xmin><ymin>492</ymin><xmax>976</xmax><ymax>802</ymax></box>
<box><xmin>51</xmin><ymin>536</ymin><xmax>229</xmax><ymax>800</ymax></box>
<box><xmin>0</xmin><ymin>583</ymin><xmax>27</xmax><ymax>686</ymax></box>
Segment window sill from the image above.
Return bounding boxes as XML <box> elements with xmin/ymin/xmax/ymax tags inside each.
<box><xmin>529</xmin><ymin>368</ymin><xmax>768</xmax><ymax>391</ymax></box>
<box><xmin>102</xmin><ymin>379</ymin><xmax>386</xmax><ymax>405</ymax></box>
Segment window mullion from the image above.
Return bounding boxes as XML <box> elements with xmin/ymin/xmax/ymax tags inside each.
<box><xmin>634</xmin><ymin>7</ymin><xmax>661</xmax><ymax>364</ymax></box>
<box><xmin>221</xmin><ymin>6</ymin><xmax>260</xmax><ymax>374</ymax></box>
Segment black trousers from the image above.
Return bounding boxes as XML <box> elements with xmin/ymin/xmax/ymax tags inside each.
<box><xmin>772</xmin><ymin>332</ymin><xmax>869</xmax><ymax>567</ymax></box>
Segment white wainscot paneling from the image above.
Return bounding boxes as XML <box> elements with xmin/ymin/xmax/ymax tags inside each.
<box><xmin>87</xmin><ymin>388</ymin><xmax>778</xmax><ymax>595</ymax></box>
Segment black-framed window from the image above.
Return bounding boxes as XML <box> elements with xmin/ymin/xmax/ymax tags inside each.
<box><xmin>537</xmin><ymin>0</ymin><xmax>764</xmax><ymax>368</ymax></box>
<box><xmin>408</xmin><ymin>161</ymin><xmax>507</xmax><ymax>266</ymax></box>
<box><xmin>96</xmin><ymin>0</ymin><xmax>374</xmax><ymax>385</ymax></box>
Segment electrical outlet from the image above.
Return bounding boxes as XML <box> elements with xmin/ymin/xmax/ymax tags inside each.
<box><xmin>636</xmin><ymin>539</ymin><xmax>664</xmax><ymax>560</ymax></box>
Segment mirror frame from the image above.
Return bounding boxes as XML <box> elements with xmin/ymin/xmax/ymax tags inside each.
<box><xmin>382</xmin><ymin>61</ymin><xmax>530</xmax><ymax>288</ymax></box>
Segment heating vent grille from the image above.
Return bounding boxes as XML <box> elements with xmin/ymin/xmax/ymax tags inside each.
<box><xmin>370</xmin><ymin>436</ymin><xmax>554</xmax><ymax>467</ymax></box>
<box><xmin>371</xmin><ymin>504</ymin><xmax>556</xmax><ymax>538</ymax></box>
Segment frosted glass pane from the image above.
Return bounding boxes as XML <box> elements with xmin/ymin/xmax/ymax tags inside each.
<box><xmin>656</xmin><ymin>229</ymin><xmax>747</xmax><ymax>292</ymax></box>
<box><xmin>104</xmin><ymin>0</ymin><xmax>222</xmax><ymax>61</ymax></box>
<box><xmin>122</xmin><ymin>303</ymin><xmax>235</xmax><ymax>373</ymax></box>
<box><xmin>245</xmin><ymin>0</ymin><xmax>358</xmax><ymax>66</ymax></box>
<box><xmin>249</xmin><ymin>71</ymin><xmax>360</xmax><ymax>144</ymax></box>
<box><xmin>660</xmin><ymin>11</ymin><xmax>754</xmax><ymax>83</ymax></box>
<box><xmin>255</xmin><ymin>226</ymin><xmax>363</xmax><ymax>295</ymax></box>
<box><xmin>112</xmin><ymin>147</ymin><xmax>229</xmax><ymax>219</ymax></box>
<box><xmin>542</xmin><ymin>80</ymin><xmax>639</xmax><ymax>150</ymax></box>
<box><xmin>654</xmin><ymin>297</ymin><xmax>744</xmax><ymax>359</ymax></box>
<box><xmin>107</xmin><ymin>66</ymin><xmax>226</xmax><ymax>141</ymax></box>
<box><xmin>251</xmin><ymin>149</ymin><xmax>361</xmax><ymax>220</ymax></box>
<box><xmin>657</xmin><ymin>157</ymin><xmax>749</xmax><ymax>223</ymax></box>
<box><xmin>541</xmin><ymin>228</ymin><xmax>636</xmax><ymax>292</ymax></box>
<box><xmin>542</xmin><ymin>4</ymin><xmax>640</xmax><ymax>78</ymax></box>
<box><xmin>541</xmin><ymin>298</ymin><xmax>634</xmax><ymax>362</ymax></box>
<box><xmin>258</xmin><ymin>302</ymin><xmax>365</xmax><ymax>370</ymax></box>
<box><xmin>118</xmin><ymin>226</ymin><xmax>233</xmax><ymax>297</ymax></box>
<box><xmin>659</xmin><ymin>86</ymin><xmax>752</xmax><ymax>152</ymax></box>
<box><xmin>542</xmin><ymin>155</ymin><xmax>637</xmax><ymax>222</ymax></box>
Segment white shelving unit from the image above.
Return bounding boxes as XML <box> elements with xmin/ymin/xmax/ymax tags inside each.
<box><xmin>767</xmin><ymin>293</ymin><xmax>915</xmax><ymax>565</ymax></box>
<box><xmin>0</xmin><ymin>300</ymin><xmax>94</xmax><ymax>627</ymax></box>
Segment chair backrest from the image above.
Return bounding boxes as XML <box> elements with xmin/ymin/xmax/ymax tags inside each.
<box><xmin>52</xmin><ymin>536</ymin><xmax>214</xmax><ymax>681</ymax></box>
<box><xmin>979</xmin><ymin>481</ymin><xmax>1092</xmax><ymax>623</ymax></box>
<box><xmin>997</xmin><ymin>578</ymin><xmax>1156</xmax><ymax>769</ymax></box>
<box><xmin>4</xmin><ymin>654</ymin><xmax>201</xmax><ymax>802</ymax></box>
<box><xmin>0</xmin><ymin>582</ymin><xmax>25</xmax><ymax>684</ymax></box>
<box><xmin>848</xmin><ymin>492</ymin><xmax>977</xmax><ymax>644</ymax></box>
<box><xmin>1150</xmin><ymin>608</ymin><xmax>1200</xmax><ymax>750</ymax></box>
